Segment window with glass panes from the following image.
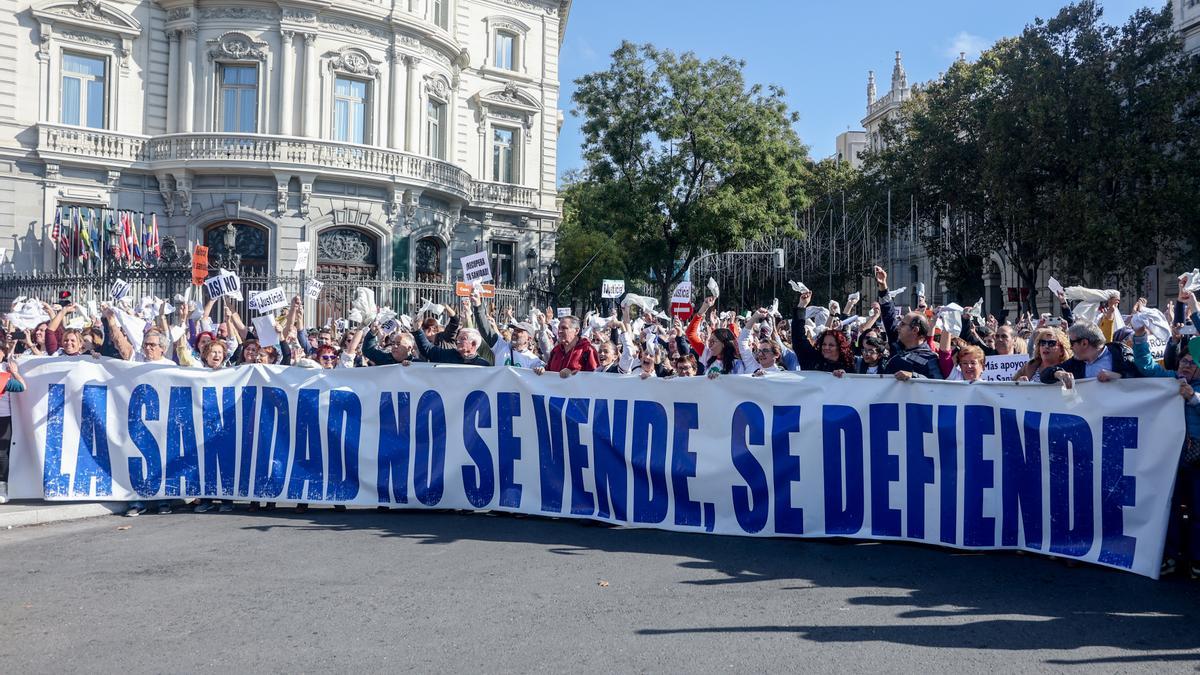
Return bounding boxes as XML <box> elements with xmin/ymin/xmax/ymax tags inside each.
<box><xmin>333</xmin><ymin>77</ymin><xmax>368</xmax><ymax>144</ymax></box>
<box><xmin>426</xmin><ymin>99</ymin><xmax>445</xmax><ymax>160</ymax></box>
<box><xmin>431</xmin><ymin>0</ymin><xmax>448</xmax><ymax>29</ymax></box>
<box><xmin>490</xmin><ymin>241</ymin><xmax>515</xmax><ymax>285</ymax></box>
<box><xmin>495</xmin><ymin>31</ymin><xmax>515</xmax><ymax>70</ymax></box>
<box><xmin>492</xmin><ymin>127</ymin><xmax>515</xmax><ymax>183</ymax></box>
<box><xmin>60</xmin><ymin>52</ymin><xmax>106</xmax><ymax>128</ymax></box>
<box><xmin>219</xmin><ymin>64</ymin><xmax>258</xmax><ymax>133</ymax></box>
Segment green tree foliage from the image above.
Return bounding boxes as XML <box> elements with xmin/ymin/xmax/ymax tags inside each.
<box><xmin>553</xmin><ymin>174</ymin><xmax>627</xmax><ymax>308</ymax></box>
<box><xmin>568</xmin><ymin>42</ymin><xmax>810</xmax><ymax>306</ymax></box>
<box><xmin>864</xmin><ymin>1</ymin><xmax>1200</xmax><ymax>310</ymax></box>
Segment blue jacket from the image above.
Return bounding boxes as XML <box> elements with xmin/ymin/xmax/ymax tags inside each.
<box><xmin>1132</xmin><ymin>335</ymin><xmax>1200</xmax><ymax>441</ymax></box>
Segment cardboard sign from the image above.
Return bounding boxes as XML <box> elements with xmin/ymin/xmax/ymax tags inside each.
<box><xmin>460</xmin><ymin>251</ymin><xmax>493</xmax><ymax>284</ymax></box>
<box><xmin>110</xmin><ymin>278</ymin><xmax>130</xmax><ymax>301</ymax></box>
<box><xmin>601</xmin><ymin>279</ymin><xmax>625</xmax><ymax>299</ymax></box>
<box><xmin>979</xmin><ymin>354</ymin><xmax>1028</xmax><ymax>382</ymax></box>
<box><xmin>192</xmin><ymin>245</ymin><xmax>209</xmax><ymax>286</ymax></box>
<box><xmin>251</xmin><ymin>315</ymin><xmax>280</xmax><ymax>347</ymax></box>
<box><xmin>293</xmin><ymin>242</ymin><xmax>310</xmax><ymax>272</ymax></box>
<box><xmin>248</xmin><ymin>287</ymin><xmax>288</xmax><ymax>314</ymax></box>
<box><xmin>455</xmin><ymin>282</ymin><xmax>495</xmax><ymax>298</ymax></box>
<box><xmin>671</xmin><ymin>281</ymin><xmax>692</xmax><ymax>303</ymax></box>
<box><xmin>305</xmin><ymin>278</ymin><xmax>324</xmax><ymax>301</ymax></box>
<box><xmin>204</xmin><ymin>270</ymin><xmax>243</xmax><ymax>301</ymax></box>
<box><xmin>557</xmin><ymin>308</ymin><xmax>571</xmax><ymax>318</ymax></box>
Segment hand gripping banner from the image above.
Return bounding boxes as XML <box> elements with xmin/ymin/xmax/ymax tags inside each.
<box><xmin>7</xmin><ymin>357</ymin><xmax>1185</xmax><ymax>578</ymax></box>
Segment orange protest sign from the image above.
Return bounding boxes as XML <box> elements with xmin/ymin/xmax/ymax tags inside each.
<box><xmin>455</xmin><ymin>282</ymin><xmax>495</xmax><ymax>298</ymax></box>
<box><xmin>191</xmin><ymin>245</ymin><xmax>209</xmax><ymax>285</ymax></box>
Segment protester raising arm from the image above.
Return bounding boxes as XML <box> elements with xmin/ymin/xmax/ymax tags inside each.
<box><xmin>874</xmin><ymin>266</ymin><xmax>900</xmax><ymax>347</ymax></box>
<box><xmin>685</xmin><ymin>296</ymin><xmax>715</xmax><ymax>357</ymax></box>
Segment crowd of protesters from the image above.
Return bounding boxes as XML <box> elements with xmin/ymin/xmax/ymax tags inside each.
<box><xmin>1</xmin><ymin>264</ymin><xmax>1198</xmax><ymax>580</ymax></box>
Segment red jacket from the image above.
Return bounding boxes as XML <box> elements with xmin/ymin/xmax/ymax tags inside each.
<box><xmin>546</xmin><ymin>337</ymin><xmax>599</xmax><ymax>373</ymax></box>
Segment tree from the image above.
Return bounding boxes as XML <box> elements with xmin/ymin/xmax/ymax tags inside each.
<box><xmin>570</xmin><ymin>42</ymin><xmax>809</xmax><ymax>307</ymax></box>
<box><xmin>552</xmin><ymin>174</ymin><xmax>627</xmax><ymax>308</ymax></box>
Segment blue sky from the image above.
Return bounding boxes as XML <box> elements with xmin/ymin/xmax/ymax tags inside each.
<box><xmin>556</xmin><ymin>0</ymin><xmax>1158</xmax><ymax>179</ymax></box>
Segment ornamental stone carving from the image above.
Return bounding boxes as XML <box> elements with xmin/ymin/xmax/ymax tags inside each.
<box><xmin>208</xmin><ymin>32</ymin><xmax>268</xmax><ymax>62</ymax></box>
<box><xmin>281</xmin><ymin>8</ymin><xmax>317</xmax><ymax>24</ymax></box>
<box><xmin>62</xmin><ymin>0</ymin><xmax>102</xmax><ymax>21</ymax></box>
<box><xmin>329</xmin><ymin>50</ymin><xmax>378</xmax><ymax>77</ymax></box>
<box><xmin>60</xmin><ymin>29</ymin><xmax>117</xmax><ymax>49</ymax></box>
<box><xmin>167</xmin><ymin>7</ymin><xmax>190</xmax><ymax>21</ymax></box>
<box><xmin>317</xmin><ymin>228</ymin><xmax>376</xmax><ymax>265</ymax></box>
<box><xmin>198</xmin><ymin>7</ymin><xmax>278</xmax><ymax>21</ymax></box>
<box><xmin>318</xmin><ymin>17</ymin><xmax>388</xmax><ymax>41</ymax></box>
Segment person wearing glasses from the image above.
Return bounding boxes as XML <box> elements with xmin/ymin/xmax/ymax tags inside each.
<box><xmin>194</xmin><ymin>341</ymin><xmax>235</xmax><ymax>514</ymax></box>
<box><xmin>412</xmin><ymin>325</ymin><xmax>490</xmax><ymax>366</ymax></box>
<box><xmin>134</xmin><ymin>331</ymin><xmax>173</xmax><ymax>364</ymax></box>
<box><xmin>853</xmin><ymin>335</ymin><xmax>888</xmax><ymax>375</ymax></box>
<box><xmin>873</xmin><ymin>266</ymin><xmax>944</xmax><ymax>380</ymax></box>
<box><xmin>543</xmin><ymin>315</ymin><xmax>599</xmax><ymax>377</ymax></box>
<box><xmin>670</xmin><ymin>354</ymin><xmax>699</xmax><ymax>377</ymax></box>
<box><xmin>315</xmin><ymin>344</ymin><xmax>340</xmax><ymax>369</ymax></box>
<box><xmin>1014</xmin><ymin>328</ymin><xmax>1072</xmax><ymax>383</ymax></box>
<box><xmin>1038</xmin><ymin>322</ymin><xmax>1140</xmax><ymax>388</ymax></box>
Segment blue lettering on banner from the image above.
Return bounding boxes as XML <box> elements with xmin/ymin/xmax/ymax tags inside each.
<box><xmin>414</xmin><ymin>390</ymin><xmax>446</xmax><ymax>506</ymax></box>
<box><xmin>532</xmin><ymin>394</ymin><xmax>565</xmax><ymax>513</ymax></box>
<box><xmin>201</xmin><ymin>387</ymin><xmax>237</xmax><ymax>497</ymax></box>
<box><xmin>73</xmin><ymin>384</ymin><xmax>112</xmax><ymax>497</ymax></box>
<box><xmin>377</xmin><ymin>392</ymin><xmax>411</xmax><ymax>504</ymax></box>
<box><xmin>730</xmin><ymin>402</ymin><xmax>768</xmax><ymax>534</ymax></box>
<box><xmin>1000</xmin><ymin>409</ymin><xmax>1043</xmax><ymax>549</ymax></box>
<box><xmin>823</xmin><ymin>405</ymin><xmax>864</xmax><ymax>535</ymax></box>
<box><xmin>43</xmin><ymin>384</ymin><xmax>69</xmax><ymax>497</ymax></box>
<box><xmin>326</xmin><ymin>390</ymin><xmax>361</xmax><ymax>502</ymax></box>
<box><xmin>671</xmin><ymin>402</ymin><xmax>701</xmax><ymax>528</ymax></box>
<box><xmin>288</xmin><ymin>388</ymin><xmax>324</xmax><ymax>501</ymax></box>
<box><xmin>128</xmin><ymin>384</ymin><xmax>162</xmax><ymax>497</ymax></box>
<box><xmin>565</xmin><ymin>397</ymin><xmax>594</xmax><ymax>516</ymax></box>
<box><xmin>904</xmin><ymin>404</ymin><xmax>935</xmax><ymax>539</ymax></box>
<box><xmin>631</xmin><ymin>400</ymin><xmax>668</xmax><ymax>524</ymax></box>
<box><xmin>1048</xmin><ymin>413</ymin><xmax>1094</xmax><ymax>557</ymax></box>
<box><xmin>163</xmin><ymin>386</ymin><xmax>198</xmax><ymax>497</ymax></box>
<box><xmin>771</xmin><ymin>405</ymin><xmax>803</xmax><ymax>535</ymax></box>
<box><xmin>936</xmin><ymin>406</ymin><xmax>959</xmax><ymax>545</ymax></box>
<box><xmin>462</xmin><ymin>390</ymin><xmax>495</xmax><ymax>508</ymax></box>
<box><xmin>496</xmin><ymin>392</ymin><xmax>523</xmax><ymax>508</ymax></box>
<box><xmin>1099</xmin><ymin>417</ymin><xmax>1138</xmax><ymax>568</ymax></box>
<box><xmin>963</xmin><ymin>405</ymin><xmax>996</xmax><ymax>547</ymax></box>
<box><xmin>592</xmin><ymin>399</ymin><xmax>628</xmax><ymax>521</ymax></box>
<box><xmin>254</xmin><ymin>387</ymin><xmax>290</xmax><ymax>499</ymax></box>
<box><xmin>869</xmin><ymin>403</ymin><xmax>902</xmax><ymax>537</ymax></box>
<box><xmin>237</xmin><ymin>386</ymin><xmax>258</xmax><ymax>498</ymax></box>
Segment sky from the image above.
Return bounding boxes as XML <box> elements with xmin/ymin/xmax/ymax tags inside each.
<box><xmin>555</xmin><ymin>0</ymin><xmax>1158</xmax><ymax>180</ymax></box>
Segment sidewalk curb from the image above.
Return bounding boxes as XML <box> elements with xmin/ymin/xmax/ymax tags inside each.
<box><xmin>0</xmin><ymin>502</ymin><xmax>124</xmax><ymax>529</ymax></box>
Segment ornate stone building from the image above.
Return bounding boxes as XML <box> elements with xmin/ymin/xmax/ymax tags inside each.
<box><xmin>0</xmin><ymin>0</ymin><xmax>569</xmax><ymax>288</ymax></box>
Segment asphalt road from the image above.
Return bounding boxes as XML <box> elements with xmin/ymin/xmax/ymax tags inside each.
<box><xmin>1</xmin><ymin>508</ymin><xmax>1198</xmax><ymax>673</ymax></box>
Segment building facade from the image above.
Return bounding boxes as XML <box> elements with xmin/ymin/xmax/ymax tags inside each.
<box><xmin>832</xmin><ymin>130</ymin><xmax>865</xmax><ymax>170</ymax></box>
<box><xmin>1176</xmin><ymin>0</ymin><xmax>1200</xmax><ymax>53</ymax></box>
<box><xmin>0</xmin><ymin>0</ymin><xmax>568</xmax><ymax>293</ymax></box>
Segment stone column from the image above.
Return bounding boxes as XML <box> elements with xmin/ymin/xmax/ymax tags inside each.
<box><xmin>404</xmin><ymin>55</ymin><xmax>421</xmax><ymax>153</ymax></box>
<box><xmin>278</xmin><ymin>30</ymin><xmax>295</xmax><ymax>135</ymax></box>
<box><xmin>180</xmin><ymin>28</ymin><xmax>197</xmax><ymax>132</ymax></box>
<box><xmin>165</xmin><ymin>30</ymin><xmax>179</xmax><ymax>133</ymax></box>
<box><xmin>388</xmin><ymin>51</ymin><xmax>404</xmax><ymax>149</ymax></box>
<box><xmin>301</xmin><ymin>33</ymin><xmax>318</xmax><ymax>138</ymax></box>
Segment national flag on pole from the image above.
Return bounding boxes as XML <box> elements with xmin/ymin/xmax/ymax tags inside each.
<box><xmin>79</xmin><ymin>209</ymin><xmax>92</xmax><ymax>263</ymax></box>
<box><xmin>90</xmin><ymin>209</ymin><xmax>102</xmax><ymax>260</ymax></box>
<box><xmin>131</xmin><ymin>212</ymin><xmax>143</xmax><ymax>261</ymax></box>
<box><xmin>120</xmin><ymin>211</ymin><xmax>132</xmax><ymax>262</ymax></box>
<box><xmin>147</xmin><ymin>212</ymin><xmax>161</xmax><ymax>258</ymax></box>
<box><xmin>52</xmin><ymin>207</ymin><xmax>68</xmax><ymax>261</ymax></box>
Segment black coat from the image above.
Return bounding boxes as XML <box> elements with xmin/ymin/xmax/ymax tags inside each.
<box><xmin>1039</xmin><ymin>342</ymin><xmax>1140</xmax><ymax>383</ymax></box>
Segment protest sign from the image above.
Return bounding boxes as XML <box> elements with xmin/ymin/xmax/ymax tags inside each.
<box><xmin>248</xmin><ymin>287</ymin><xmax>288</xmax><ymax>314</ymax></box>
<box><xmin>251</xmin><ymin>315</ymin><xmax>281</xmax><ymax>347</ymax></box>
<box><xmin>979</xmin><ymin>354</ymin><xmax>1027</xmax><ymax>382</ymax></box>
<box><xmin>557</xmin><ymin>308</ymin><xmax>571</xmax><ymax>317</ymax></box>
<box><xmin>601</xmin><ymin>280</ymin><xmax>626</xmax><ymax>299</ymax></box>
<box><xmin>204</xmin><ymin>270</ymin><xmax>242</xmax><ymax>301</ymax></box>
<box><xmin>192</xmin><ymin>245</ymin><xmax>209</xmax><ymax>286</ymax></box>
<box><xmin>7</xmin><ymin>360</ymin><xmax>1184</xmax><ymax>578</ymax></box>
<box><xmin>109</xmin><ymin>278</ymin><xmax>130</xmax><ymax>301</ymax></box>
<box><xmin>671</xmin><ymin>281</ymin><xmax>693</xmax><ymax>303</ymax></box>
<box><xmin>305</xmin><ymin>279</ymin><xmax>324</xmax><ymax>301</ymax></box>
<box><xmin>460</xmin><ymin>251</ymin><xmax>493</xmax><ymax>284</ymax></box>
<box><xmin>293</xmin><ymin>242</ymin><xmax>310</xmax><ymax>272</ymax></box>
<box><xmin>455</xmin><ymin>282</ymin><xmax>495</xmax><ymax>298</ymax></box>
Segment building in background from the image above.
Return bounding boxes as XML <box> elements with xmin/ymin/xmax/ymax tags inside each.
<box><xmin>832</xmin><ymin>130</ymin><xmax>865</xmax><ymax>169</ymax></box>
<box><xmin>1175</xmin><ymin>0</ymin><xmax>1200</xmax><ymax>53</ymax></box>
<box><xmin>0</xmin><ymin>0</ymin><xmax>568</xmax><ymax>304</ymax></box>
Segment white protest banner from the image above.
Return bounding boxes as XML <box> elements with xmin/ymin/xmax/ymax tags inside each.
<box><xmin>248</xmin><ymin>287</ymin><xmax>288</xmax><ymax>314</ymax></box>
<box><xmin>251</xmin><ymin>315</ymin><xmax>281</xmax><ymax>347</ymax></box>
<box><xmin>109</xmin><ymin>278</ymin><xmax>130</xmax><ymax>301</ymax></box>
<box><xmin>7</xmin><ymin>360</ymin><xmax>1184</xmax><ymax>578</ymax></box>
<box><xmin>671</xmin><ymin>281</ymin><xmax>693</xmax><ymax>302</ymax></box>
<box><xmin>979</xmin><ymin>354</ymin><xmax>1028</xmax><ymax>382</ymax></box>
<box><xmin>460</xmin><ymin>251</ymin><xmax>493</xmax><ymax>284</ymax></box>
<box><xmin>557</xmin><ymin>307</ymin><xmax>571</xmax><ymax>317</ymax></box>
<box><xmin>204</xmin><ymin>270</ymin><xmax>243</xmax><ymax>301</ymax></box>
<box><xmin>305</xmin><ymin>278</ymin><xmax>324</xmax><ymax>301</ymax></box>
<box><xmin>293</xmin><ymin>242</ymin><xmax>310</xmax><ymax>272</ymax></box>
<box><xmin>601</xmin><ymin>279</ymin><xmax>625</xmax><ymax>299</ymax></box>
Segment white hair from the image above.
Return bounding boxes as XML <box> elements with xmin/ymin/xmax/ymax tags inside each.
<box><xmin>458</xmin><ymin>328</ymin><xmax>482</xmax><ymax>348</ymax></box>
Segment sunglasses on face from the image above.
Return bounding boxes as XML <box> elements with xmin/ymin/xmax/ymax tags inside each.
<box><xmin>320</xmin><ymin>355</ymin><xmax>338</xmax><ymax>361</ymax></box>
<box><xmin>1038</xmin><ymin>339</ymin><xmax>1058</xmax><ymax>348</ymax></box>
<box><xmin>1069</xmin><ymin>338</ymin><xmax>1086</xmax><ymax>345</ymax></box>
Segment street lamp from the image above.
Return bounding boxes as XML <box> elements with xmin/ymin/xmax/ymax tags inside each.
<box><xmin>217</xmin><ymin>222</ymin><xmax>241</xmax><ymax>270</ymax></box>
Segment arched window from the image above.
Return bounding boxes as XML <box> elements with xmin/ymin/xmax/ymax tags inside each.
<box><xmin>204</xmin><ymin>221</ymin><xmax>269</xmax><ymax>274</ymax></box>
<box><xmin>415</xmin><ymin>237</ymin><xmax>442</xmax><ymax>281</ymax></box>
<box><xmin>316</xmin><ymin>227</ymin><xmax>377</xmax><ymax>280</ymax></box>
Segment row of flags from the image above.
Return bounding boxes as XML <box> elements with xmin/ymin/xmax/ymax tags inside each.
<box><xmin>49</xmin><ymin>206</ymin><xmax>161</xmax><ymax>270</ymax></box>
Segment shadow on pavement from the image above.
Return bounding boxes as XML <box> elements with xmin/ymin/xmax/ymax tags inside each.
<box><xmin>225</xmin><ymin>507</ymin><xmax>1200</xmax><ymax>663</ymax></box>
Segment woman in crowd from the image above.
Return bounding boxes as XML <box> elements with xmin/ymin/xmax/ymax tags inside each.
<box><xmin>1014</xmin><ymin>328</ymin><xmax>1072</xmax><ymax>383</ymax></box>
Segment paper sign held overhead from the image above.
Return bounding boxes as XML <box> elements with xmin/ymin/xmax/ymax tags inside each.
<box><xmin>557</xmin><ymin>308</ymin><xmax>571</xmax><ymax>318</ymax></box>
<box><xmin>251</xmin><ymin>315</ymin><xmax>281</xmax><ymax>347</ymax></box>
<box><xmin>248</xmin><ymin>287</ymin><xmax>288</xmax><ymax>314</ymax></box>
<box><xmin>293</xmin><ymin>242</ymin><xmax>310</xmax><ymax>272</ymax></box>
<box><xmin>671</xmin><ymin>281</ymin><xmax>693</xmax><ymax>302</ymax></box>
<box><xmin>192</xmin><ymin>245</ymin><xmax>209</xmax><ymax>286</ymax></box>
<box><xmin>109</xmin><ymin>278</ymin><xmax>130</xmax><ymax>301</ymax></box>
<box><xmin>204</xmin><ymin>270</ymin><xmax>243</xmax><ymax>301</ymax></box>
<box><xmin>601</xmin><ymin>279</ymin><xmax>625</xmax><ymax>299</ymax></box>
<box><xmin>305</xmin><ymin>279</ymin><xmax>324</xmax><ymax>301</ymax></box>
<box><xmin>460</xmin><ymin>251</ymin><xmax>493</xmax><ymax>284</ymax></box>
<box><xmin>455</xmin><ymin>282</ymin><xmax>495</xmax><ymax>298</ymax></box>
